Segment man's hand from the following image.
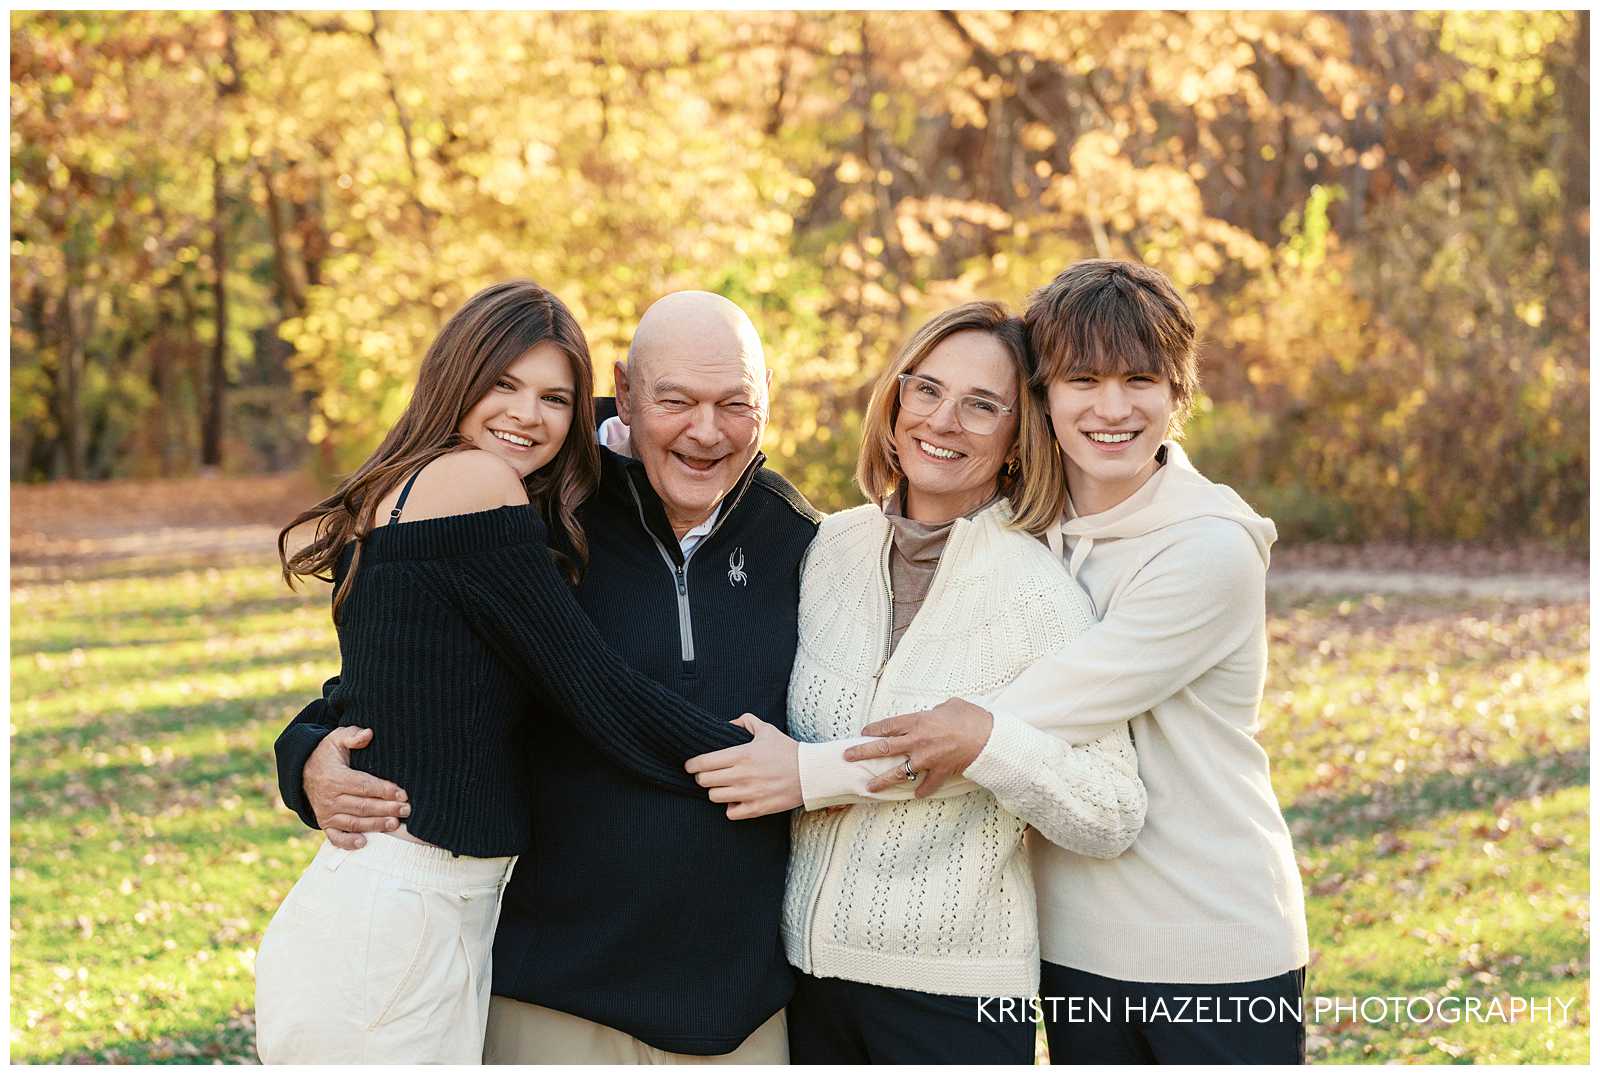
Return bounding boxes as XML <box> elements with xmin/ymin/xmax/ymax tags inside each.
<box><xmin>844</xmin><ymin>698</ymin><xmax>994</xmax><ymax>797</ymax></box>
<box><xmin>305</xmin><ymin>727</ymin><xmax>410</xmax><ymax>850</ymax></box>
<box><xmin>684</xmin><ymin>714</ymin><xmax>801</xmax><ymax>820</ymax></box>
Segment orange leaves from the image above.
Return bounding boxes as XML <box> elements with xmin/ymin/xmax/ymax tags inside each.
<box><xmin>10</xmin><ymin>8</ymin><xmax>1588</xmax><ymax>546</ymax></box>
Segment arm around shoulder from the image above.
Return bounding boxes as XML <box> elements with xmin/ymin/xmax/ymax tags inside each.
<box><xmin>985</xmin><ymin>518</ymin><xmax>1268</xmax><ymax>739</ymax></box>
<box><xmin>408</xmin><ymin>464</ymin><xmax>753</xmax><ymax>795</ymax></box>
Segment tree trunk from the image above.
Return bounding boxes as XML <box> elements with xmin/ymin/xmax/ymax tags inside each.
<box><xmin>202</xmin><ymin>161</ymin><xmax>228</xmax><ymax>471</ymax></box>
<box><xmin>202</xmin><ymin>12</ymin><xmax>242</xmax><ymax>473</ymax></box>
<box><xmin>13</xmin><ymin>283</ymin><xmax>47</xmax><ymax>480</ymax></box>
<box><xmin>367</xmin><ymin>11</ymin><xmax>435</xmax><ymax>256</ymax></box>
<box><xmin>87</xmin><ymin>335</ymin><xmax>137</xmax><ymax>480</ymax></box>
<box><xmin>289</xmin><ymin>158</ymin><xmax>328</xmax><ymax>289</ymax></box>
<box><xmin>1561</xmin><ymin>10</ymin><xmax>1589</xmax><ymax>275</ymax></box>
<box><xmin>260</xmin><ymin>160</ymin><xmax>305</xmax><ymax>317</ymax></box>
<box><xmin>54</xmin><ymin>280</ymin><xmax>92</xmax><ymax>481</ymax></box>
<box><xmin>857</xmin><ymin>16</ymin><xmax>909</xmax><ymax>312</ymax></box>
<box><xmin>148</xmin><ymin>309</ymin><xmax>175</xmax><ymax>478</ymax></box>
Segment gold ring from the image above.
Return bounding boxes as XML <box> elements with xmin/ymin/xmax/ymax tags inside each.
<box><xmin>902</xmin><ymin>761</ymin><xmax>917</xmax><ymax>782</ymax></box>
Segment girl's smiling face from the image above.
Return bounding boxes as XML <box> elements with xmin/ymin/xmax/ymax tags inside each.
<box><xmin>457</xmin><ymin>342</ymin><xmax>576</xmax><ymax>478</ymax></box>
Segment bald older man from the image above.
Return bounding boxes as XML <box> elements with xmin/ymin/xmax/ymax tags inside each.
<box><xmin>273</xmin><ymin>292</ymin><xmax>820</xmax><ymax>1062</ymax></box>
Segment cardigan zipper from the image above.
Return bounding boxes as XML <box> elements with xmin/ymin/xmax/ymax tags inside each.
<box><xmin>803</xmin><ymin>524</ymin><xmax>896</xmax><ymax>970</ymax></box>
<box><xmin>871</xmin><ymin>524</ymin><xmax>895</xmax><ymax>680</ymax></box>
<box><xmin>802</xmin><ymin>516</ymin><xmax>975</xmax><ymax>972</ymax></box>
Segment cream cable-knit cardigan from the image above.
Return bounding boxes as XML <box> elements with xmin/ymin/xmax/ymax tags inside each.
<box><xmin>781</xmin><ymin>501</ymin><xmax>1146</xmax><ymax>998</ymax></box>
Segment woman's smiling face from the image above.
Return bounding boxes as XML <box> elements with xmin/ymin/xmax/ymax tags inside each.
<box><xmin>893</xmin><ymin>330</ymin><xmax>1019</xmax><ymax>524</ymax></box>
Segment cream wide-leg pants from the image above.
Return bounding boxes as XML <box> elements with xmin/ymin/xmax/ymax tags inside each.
<box><xmin>253</xmin><ymin>834</ymin><xmax>516</xmax><ymax>1064</ymax></box>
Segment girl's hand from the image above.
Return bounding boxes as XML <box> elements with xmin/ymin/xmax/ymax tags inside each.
<box><xmin>684</xmin><ymin>714</ymin><xmax>802</xmax><ymax>820</ymax></box>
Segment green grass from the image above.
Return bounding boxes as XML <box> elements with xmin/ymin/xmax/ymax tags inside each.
<box><xmin>10</xmin><ymin>563</ymin><xmax>1590</xmax><ymax>1063</ymax></box>
<box><xmin>11</xmin><ymin>561</ymin><xmax>330</xmax><ymax>1063</ymax></box>
<box><xmin>1266</xmin><ymin>594</ymin><xmax>1590</xmax><ymax>1064</ymax></box>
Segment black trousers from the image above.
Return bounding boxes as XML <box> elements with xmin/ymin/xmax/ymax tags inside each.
<box><xmin>787</xmin><ymin>971</ymin><xmax>1036</xmax><ymax>1064</ymax></box>
<box><xmin>1039</xmin><ymin>962</ymin><xmax>1306</xmax><ymax>1065</ymax></box>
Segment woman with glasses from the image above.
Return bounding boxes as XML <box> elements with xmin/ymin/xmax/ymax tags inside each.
<box><xmin>797</xmin><ymin>262</ymin><xmax>1307</xmax><ymax>1064</ymax></box>
<box><xmin>685</xmin><ymin>302</ymin><xmax>1147</xmax><ymax>1063</ymax></box>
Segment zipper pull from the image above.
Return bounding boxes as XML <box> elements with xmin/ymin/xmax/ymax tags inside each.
<box><xmin>675</xmin><ymin>566</ymin><xmax>687</xmax><ymax>595</ymax></box>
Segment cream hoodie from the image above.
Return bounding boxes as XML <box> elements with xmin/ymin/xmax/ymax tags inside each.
<box><xmin>996</xmin><ymin>442</ymin><xmax>1308</xmax><ymax>983</ymax></box>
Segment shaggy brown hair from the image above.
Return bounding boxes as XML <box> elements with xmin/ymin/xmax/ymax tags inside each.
<box><xmin>1025</xmin><ymin>259</ymin><xmax>1199</xmax><ymax>433</ymax></box>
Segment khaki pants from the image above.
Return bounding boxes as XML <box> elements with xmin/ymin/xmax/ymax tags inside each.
<box><xmin>483</xmin><ymin>995</ymin><xmax>789</xmax><ymax>1065</ymax></box>
<box><xmin>254</xmin><ymin>835</ymin><xmax>516</xmax><ymax>1063</ymax></box>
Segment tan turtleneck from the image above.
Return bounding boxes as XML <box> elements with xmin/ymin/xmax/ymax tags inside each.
<box><xmin>883</xmin><ymin>484</ymin><xmax>1001</xmax><ymax>655</ymax></box>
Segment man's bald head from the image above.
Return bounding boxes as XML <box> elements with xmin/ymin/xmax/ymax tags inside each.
<box><xmin>614</xmin><ymin>291</ymin><xmax>774</xmax><ymax>539</ymax></box>
<box><xmin>626</xmin><ymin>291</ymin><xmax>767</xmax><ymax>395</ymax></box>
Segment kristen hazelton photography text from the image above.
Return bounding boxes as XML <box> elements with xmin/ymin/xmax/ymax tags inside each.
<box><xmin>9</xmin><ymin>9</ymin><xmax>1588</xmax><ymax>1067</ymax></box>
<box><xmin>978</xmin><ymin>994</ymin><xmax>1582</xmax><ymax>1028</ymax></box>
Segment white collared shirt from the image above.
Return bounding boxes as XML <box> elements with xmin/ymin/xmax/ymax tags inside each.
<box><xmin>598</xmin><ymin>416</ymin><xmax>723</xmax><ymax>557</ymax></box>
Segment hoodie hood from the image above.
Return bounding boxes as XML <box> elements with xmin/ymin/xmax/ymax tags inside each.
<box><xmin>1047</xmin><ymin>442</ymin><xmax>1277</xmax><ymax>578</ymax></box>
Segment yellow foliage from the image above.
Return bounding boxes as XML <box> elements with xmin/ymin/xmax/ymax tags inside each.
<box><xmin>7</xmin><ymin>10</ymin><xmax>1587</xmax><ymax>543</ymax></box>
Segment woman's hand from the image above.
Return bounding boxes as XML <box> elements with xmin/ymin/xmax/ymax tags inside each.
<box><xmin>684</xmin><ymin>714</ymin><xmax>802</xmax><ymax>820</ymax></box>
<box><xmin>844</xmin><ymin>698</ymin><xmax>994</xmax><ymax>796</ymax></box>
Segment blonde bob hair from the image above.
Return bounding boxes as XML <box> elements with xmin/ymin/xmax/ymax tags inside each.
<box><xmin>855</xmin><ymin>301</ymin><xmax>1066</xmax><ymax>536</ymax></box>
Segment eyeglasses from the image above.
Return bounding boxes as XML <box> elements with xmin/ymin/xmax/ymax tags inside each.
<box><xmin>896</xmin><ymin>373</ymin><xmax>1016</xmax><ymax>436</ymax></box>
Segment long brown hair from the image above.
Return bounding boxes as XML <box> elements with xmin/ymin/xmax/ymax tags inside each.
<box><xmin>279</xmin><ymin>280</ymin><xmax>600</xmax><ymax>619</ymax></box>
<box><xmin>855</xmin><ymin>301</ymin><xmax>1066</xmax><ymax>535</ymax></box>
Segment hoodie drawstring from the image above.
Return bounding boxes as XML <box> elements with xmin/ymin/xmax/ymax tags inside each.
<box><xmin>1067</xmin><ymin>534</ymin><xmax>1095</xmax><ymax>580</ymax></box>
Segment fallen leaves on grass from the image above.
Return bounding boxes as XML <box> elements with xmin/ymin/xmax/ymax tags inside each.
<box><xmin>10</xmin><ymin>541</ymin><xmax>1590</xmax><ymax>1064</ymax></box>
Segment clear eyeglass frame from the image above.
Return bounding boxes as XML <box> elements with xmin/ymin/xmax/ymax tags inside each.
<box><xmin>895</xmin><ymin>372</ymin><xmax>1016</xmax><ymax>436</ymax></box>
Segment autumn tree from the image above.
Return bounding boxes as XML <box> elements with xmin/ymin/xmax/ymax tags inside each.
<box><xmin>10</xmin><ymin>11</ymin><xmax>1587</xmax><ymax>546</ymax></box>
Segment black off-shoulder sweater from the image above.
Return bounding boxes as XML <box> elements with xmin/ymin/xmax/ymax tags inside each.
<box><xmin>279</xmin><ymin>440</ymin><xmax>821</xmax><ymax>1055</ymax></box>
<box><xmin>326</xmin><ymin>504</ymin><xmax>748</xmax><ymax>857</ymax></box>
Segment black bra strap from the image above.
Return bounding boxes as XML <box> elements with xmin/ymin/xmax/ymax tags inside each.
<box><xmin>388</xmin><ymin>467</ymin><xmax>426</xmax><ymax>526</ymax></box>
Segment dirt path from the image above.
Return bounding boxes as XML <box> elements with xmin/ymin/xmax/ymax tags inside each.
<box><xmin>10</xmin><ymin>473</ymin><xmax>318</xmax><ymax>582</ymax></box>
<box><xmin>1266</xmin><ymin>568</ymin><xmax>1585</xmax><ymax>601</ymax></box>
<box><xmin>1267</xmin><ymin>540</ymin><xmax>1586</xmax><ymax>600</ymax></box>
<box><xmin>11</xmin><ymin>474</ymin><xmax>1589</xmax><ymax>600</ymax></box>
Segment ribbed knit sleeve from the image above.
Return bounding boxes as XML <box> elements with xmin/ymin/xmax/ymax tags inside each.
<box><xmin>272</xmin><ymin>677</ymin><xmax>338</xmax><ymax>830</ymax></box>
<box><xmin>400</xmin><ymin>507</ymin><xmax>751</xmax><ymax>794</ymax></box>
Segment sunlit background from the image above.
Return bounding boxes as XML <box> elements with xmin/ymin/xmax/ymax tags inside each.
<box><xmin>10</xmin><ymin>10</ymin><xmax>1589</xmax><ymax>1064</ymax></box>
<box><xmin>12</xmin><ymin>9</ymin><xmax>1588</xmax><ymax>542</ymax></box>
